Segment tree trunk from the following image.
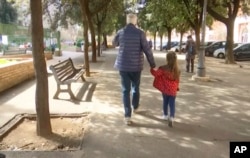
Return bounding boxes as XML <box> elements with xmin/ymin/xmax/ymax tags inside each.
<box><xmin>30</xmin><ymin>0</ymin><xmax>52</xmax><ymax>136</ymax></box>
<box><xmin>83</xmin><ymin>2</ymin><xmax>97</xmax><ymax>63</ymax></box>
<box><xmin>89</xmin><ymin>20</ymin><xmax>97</xmax><ymax>62</ymax></box>
<box><xmin>97</xmin><ymin>23</ymin><xmax>102</xmax><ymax>57</ymax></box>
<box><xmin>225</xmin><ymin>20</ymin><xmax>236</xmax><ymax>64</ymax></box>
<box><xmin>153</xmin><ymin>31</ymin><xmax>157</xmax><ymax>50</ymax></box>
<box><xmin>79</xmin><ymin>0</ymin><xmax>90</xmax><ymax>77</ymax></box>
<box><xmin>159</xmin><ymin>34</ymin><xmax>163</xmax><ymax>51</ymax></box>
<box><xmin>102</xmin><ymin>33</ymin><xmax>107</xmax><ymax>48</ymax></box>
<box><xmin>167</xmin><ymin>27</ymin><xmax>172</xmax><ymax>50</ymax></box>
<box><xmin>83</xmin><ymin>19</ymin><xmax>90</xmax><ymax>76</ymax></box>
<box><xmin>194</xmin><ymin>26</ymin><xmax>200</xmax><ymax>49</ymax></box>
<box><xmin>179</xmin><ymin>31</ymin><xmax>184</xmax><ymax>53</ymax></box>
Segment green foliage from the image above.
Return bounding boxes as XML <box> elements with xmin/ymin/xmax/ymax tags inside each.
<box><xmin>61</xmin><ymin>1</ymin><xmax>82</xmax><ymax>27</ymax></box>
<box><xmin>207</xmin><ymin>0</ymin><xmax>241</xmax><ymax>24</ymax></box>
<box><xmin>8</xmin><ymin>34</ymin><xmax>30</xmax><ymax>45</ymax></box>
<box><xmin>207</xmin><ymin>0</ymin><xmax>228</xmax><ymax>16</ymax></box>
<box><xmin>141</xmin><ymin>0</ymin><xmax>191</xmax><ymax>36</ymax></box>
<box><xmin>0</xmin><ymin>0</ymin><xmax>18</xmax><ymax>24</ymax></box>
<box><xmin>242</xmin><ymin>2</ymin><xmax>250</xmax><ymax>15</ymax></box>
<box><xmin>75</xmin><ymin>39</ymin><xmax>83</xmax><ymax>48</ymax></box>
<box><xmin>93</xmin><ymin>0</ymin><xmax>123</xmax><ymax>34</ymax></box>
<box><xmin>0</xmin><ymin>23</ymin><xmax>17</xmax><ymax>34</ymax></box>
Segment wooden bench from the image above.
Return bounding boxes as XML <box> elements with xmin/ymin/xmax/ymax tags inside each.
<box><xmin>49</xmin><ymin>58</ymin><xmax>86</xmax><ymax>99</ymax></box>
<box><xmin>3</xmin><ymin>49</ymin><xmax>27</xmax><ymax>55</ymax></box>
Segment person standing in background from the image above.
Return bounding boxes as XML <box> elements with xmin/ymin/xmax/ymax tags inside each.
<box><xmin>185</xmin><ymin>35</ymin><xmax>196</xmax><ymax>73</ymax></box>
<box><xmin>113</xmin><ymin>13</ymin><xmax>156</xmax><ymax>125</ymax></box>
<box><xmin>148</xmin><ymin>39</ymin><xmax>153</xmax><ymax>50</ymax></box>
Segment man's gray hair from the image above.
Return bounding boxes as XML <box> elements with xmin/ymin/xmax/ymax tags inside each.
<box><xmin>126</xmin><ymin>13</ymin><xmax>137</xmax><ymax>25</ymax></box>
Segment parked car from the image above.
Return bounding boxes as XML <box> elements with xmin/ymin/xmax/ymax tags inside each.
<box><xmin>233</xmin><ymin>43</ymin><xmax>250</xmax><ymax>61</ymax></box>
<box><xmin>162</xmin><ymin>41</ymin><xmax>179</xmax><ymax>50</ymax></box>
<box><xmin>170</xmin><ymin>42</ymin><xmax>186</xmax><ymax>52</ymax></box>
<box><xmin>205</xmin><ymin>41</ymin><xmax>226</xmax><ymax>56</ymax></box>
<box><xmin>213</xmin><ymin>43</ymin><xmax>242</xmax><ymax>58</ymax></box>
<box><xmin>204</xmin><ymin>41</ymin><xmax>214</xmax><ymax>47</ymax></box>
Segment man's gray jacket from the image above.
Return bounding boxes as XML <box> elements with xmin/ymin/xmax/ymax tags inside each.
<box><xmin>113</xmin><ymin>24</ymin><xmax>156</xmax><ymax>72</ymax></box>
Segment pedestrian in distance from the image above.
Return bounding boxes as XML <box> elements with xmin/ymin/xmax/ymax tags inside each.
<box><xmin>148</xmin><ymin>39</ymin><xmax>153</xmax><ymax>50</ymax></box>
<box><xmin>112</xmin><ymin>13</ymin><xmax>156</xmax><ymax>125</ymax></box>
<box><xmin>150</xmin><ymin>51</ymin><xmax>180</xmax><ymax>127</ymax></box>
<box><xmin>185</xmin><ymin>35</ymin><xmax>196</xmax><ymax>73</ymax></box>
<box><xmin>51</xmin><ymin>43</ymin><xmax>56</xmax><ymax>55</ymax></box>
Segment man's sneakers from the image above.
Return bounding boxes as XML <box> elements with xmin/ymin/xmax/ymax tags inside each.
<box><xmin>132</xmin><ymin>105</ymin><xmax>140</xmax><ymax>113</ymax></box>
<box><xmin>133</xmin><ymin>108</ymin><xmax>139</xmax><ymax>113</ymax></box>
<box><xmin>168</xmin><ymin>117</ymin><xmax>174</xmax><ymax>128</ymax></box>
<box><xmin>161</xmin><ymin>115</ymin><xmax>169</xmax><ymax>121</ymax></box>
<box><xmin>124</xmin><ymin>117</ymin><xmax>132</xmax><ymax>125</ymax></box>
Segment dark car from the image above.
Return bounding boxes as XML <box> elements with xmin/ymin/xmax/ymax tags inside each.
<box><xmin>204</xmin><ymin>41</ymin><xmax>214</xmax><ymax>47</ymax></box>
<box><xmin>205</xmin><ymin>41</ymin><xmax>226</xmax><ymax>56</ymax></box>
<box><xmin>233</xmin><ymin>43</ymin><xmax>250</xmax><ymax>61</ymax></box>
<box><xmin>162</xmin><ymin>41</ymin><xmax>179</xmax><ymax>50</ymax></box>
<box><xmin>170</xmin><ymin>42</ymin><xmax>186</xmax><ymax>52</ymax></box>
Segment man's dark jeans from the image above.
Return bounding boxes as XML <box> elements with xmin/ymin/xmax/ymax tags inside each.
<box><xmin>119</xmin><ymin>71</ymin><xmax>141</xmax><ymax>118</ymax></box>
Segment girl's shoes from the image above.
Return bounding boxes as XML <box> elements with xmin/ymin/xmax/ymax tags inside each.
<box><xmin>168</xmin><ymin>117</ymin><xmax>174</xmax><ymax>127</ymax></box>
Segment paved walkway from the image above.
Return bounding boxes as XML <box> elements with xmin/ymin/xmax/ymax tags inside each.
<box><xmin>0</xmin><ymin>49</ymin><xmax>250</xmax><ymax>158</ymax></box>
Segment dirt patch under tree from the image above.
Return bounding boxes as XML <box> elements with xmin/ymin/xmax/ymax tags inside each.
<box><xmin>0</xmin><ymin>116</ymin><xmax>89</xmax><ymax>151</ymax></box>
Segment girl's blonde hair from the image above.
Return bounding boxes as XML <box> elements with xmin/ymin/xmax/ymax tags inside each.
<box><xmin>166</xmin><ymin>51</ymin><xmax>180</xmax><ymax>80</ymax></box>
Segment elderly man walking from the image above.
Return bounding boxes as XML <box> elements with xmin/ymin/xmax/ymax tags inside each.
<box><xmin>113</xmin><ymin>13</ymin><xmax>156</xmax><ymax>125</ymax></box>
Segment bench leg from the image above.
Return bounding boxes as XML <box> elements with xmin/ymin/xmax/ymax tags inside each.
<box><xmin>53</xmin><ymin>84</ymin><xmax>61</xmax><ymax>99</ymax></box>
<box><xmin>67</xmin><ymin>84</ymin><xmax>77</xmax><ymax>100</ymax></box>
<box><xmin>81</xmin><ymin>75</ymin><xmax>86</xmax><ymax>82</ymax></box>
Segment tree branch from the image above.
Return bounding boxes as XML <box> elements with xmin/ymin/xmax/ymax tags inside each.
<box><xmin>207</xmin><ymin>5</ymin><xmax>227</xmax><ymax>24</ymax></box>
<box><xmin>90</xmin><ymin>0</ymin><xmax>112</xmax><ymax>16</ymax></box>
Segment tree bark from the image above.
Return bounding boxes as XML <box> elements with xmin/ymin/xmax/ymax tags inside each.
<box><xmin>153</xmin><ymin>31</ymin><xmax>157</xmax><ymax>50</ymax></box>
<box><xmin>167</xmin><ymin>27</ymin><xmax>172</xmax><ymax>50</ymax></box>
<box><xmin>102</xmin><ymin>33</ymin><xmax>107</xmax><ymax>48</ymax></box>
<box><xmin>159</xmin><ymin>34</ymin><xmax>163</xmax><ymax>51</ymax></box>
<box><xmin>88</xmin><ymin>20</ymin><xmax>97</xmax><ymax>62</ymax></box>
<box><xmin>179</xmin><ymin>31</ymin><xmax>185</xmax><ymax>53</ymax></box>
<box><xmin>225</xmin><ymin>20</ymin><xmax>236</xmax><ymax>64</ymax></box>
<box><xmin>97</xmin><ymin>23</ymin><xmax>102</xmax><ymax>56</ymax></box>
<box><xmin>30</xmin><ymin>0</ymin><xmax>52</xmax><ymax>136</ymax></box>
<box><xmin>83</xmin><ymin>19</ymin><xmax>90</xmax><ymax>76</ymax></box>
<box><xmin>79</xmin><ymin>0</ymin><xmax>90</xmax><ymax>77</ymax></box>
<box><xmin>194</xmin><ymin>25</ymin><xmax>200</xmax><ymax>49</ymax></box>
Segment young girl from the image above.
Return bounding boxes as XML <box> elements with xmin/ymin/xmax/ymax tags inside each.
<box><xmin>150</xmin><ymin>51</ymin><xmax>180</xmax><ymax>127</ymax></box>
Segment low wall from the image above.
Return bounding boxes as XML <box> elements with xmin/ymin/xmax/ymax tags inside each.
<box><xmin>1</xmin><ymin>52</ymin><xmax>53</xmax><ymax>60</ymax></box>
<box><xmin>0</xmin><ymin>58</ymin><xmax>35</xmax><ymax>93</ymax></box>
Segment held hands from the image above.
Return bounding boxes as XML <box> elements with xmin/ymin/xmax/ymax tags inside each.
<box><xmin>150</xmin><ymin>67</ymin><xmax>157</xmax><ymax>70</ymax></box>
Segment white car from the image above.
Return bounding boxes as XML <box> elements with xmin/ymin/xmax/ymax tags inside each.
<box><xmin>213</xmin><ymin>43</ymin><xmax>242</xmax><ymax>58</ymax></box>
<box><xmin>213</xmin><ymin>48</ymin><xmax>225</xmax><ymax>58</ymax></box>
